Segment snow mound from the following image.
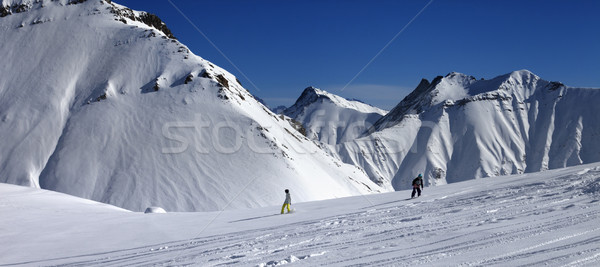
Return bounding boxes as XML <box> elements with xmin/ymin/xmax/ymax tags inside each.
<box><xmin>144</xmin><ymin>207</ymin><xmax>167</xmax><ymax>214</ymax></box>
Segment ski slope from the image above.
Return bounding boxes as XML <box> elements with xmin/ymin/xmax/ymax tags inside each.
<box><xmin>1</xmin><ymin>163</ymin><xmax>599</xmax><ymax>266</ymax></box>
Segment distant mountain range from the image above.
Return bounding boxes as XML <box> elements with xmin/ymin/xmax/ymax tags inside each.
<box><xmin>335</xmin><ymin>70</ymin><xmax>600</xmax><ymax>189</ymax></box>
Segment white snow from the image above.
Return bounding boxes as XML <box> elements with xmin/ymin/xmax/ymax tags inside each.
<box><xmin>1</xmin><ymin>163</ymin><xmax>599</xmax><ymax>266</ymax></box>
<box><xmin>144</xmin><ymin>206</ymin><xmax>166</xmax><ymax>214</ymax></box>
<box><xmin>429</xmin><ymin>72</ymin><xmax>475</xmax><ymax>105</ymax></box>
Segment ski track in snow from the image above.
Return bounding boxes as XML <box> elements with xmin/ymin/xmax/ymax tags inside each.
<box><xmin>6</xmin><ymin>166</ymin><xmax>597</xmax><ymax>267</ymax></box>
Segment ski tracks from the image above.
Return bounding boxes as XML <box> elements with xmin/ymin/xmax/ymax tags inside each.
<box><xmin>46</xmin><ymin>169</ymin><xmax>600</xmax><ymax>266</ymax></box>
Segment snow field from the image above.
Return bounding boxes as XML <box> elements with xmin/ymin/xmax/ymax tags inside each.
<box><xmin>1</xmin><ymin>163</ymin><xmax>599</xmax><ymax>266</ymax></box>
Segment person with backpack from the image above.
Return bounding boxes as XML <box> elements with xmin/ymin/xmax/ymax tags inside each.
<box><xmin>411</xmin><ymin>174</ymin><xmax>424</xmax><ymax>198</ymax></box>
<box><xmin>281</xmin><ymin>189</ymin><xmax>291</xmax><ymax>214</ymax></box>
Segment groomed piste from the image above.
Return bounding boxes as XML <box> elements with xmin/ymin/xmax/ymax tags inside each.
<box><xmin>1</xmin><ymin>163</ymin><xmax>599</xmax><ymax>266</ymax></box>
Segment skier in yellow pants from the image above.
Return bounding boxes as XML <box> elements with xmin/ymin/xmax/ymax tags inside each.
<box><xmin>281</xmin><ymin>189</ymin><xmax>291</xmax><ymax>214</ymax></box>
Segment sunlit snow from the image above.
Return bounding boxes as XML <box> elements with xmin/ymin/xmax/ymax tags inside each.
<box><xmin>1</xmin><ymin>163</ymin><xmax>599</xmax><ymax>266</ymax></box>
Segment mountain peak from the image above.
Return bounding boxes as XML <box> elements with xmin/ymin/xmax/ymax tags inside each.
<box><xmin>503</xmin><ymin>69</ymin><xmax>541</xmax><ymax>87</ymax></box>
<box><xmin>284</xmin><ymin>86</ymin><xmax>334</xmax><ymax>119</ymax></box>
<box><xmin>286</xmin><ymin>86</ymin><xmax>386</xmax><ymax>118</ymax></box>
<box><xmin>510</xmin><ymin>69</ymin><xmax>535</xmax><ymax>77</ymax></box>
<box><xmin>371</xmin><ymin>70</ymin><xmax>554</xmax><ymax>131</ymax></box>
<box><xmin>299</xmin><ymin>86</ymin><xmax>329</xmax><ymax>99</ymax></box>
<box><xmin>444</xmin><ymin>71</ymin><xmax>472</xmax><ymax>79</ymax></box>
<box><xmin>284</xmin><ymin>86</ymin><xmax>388</xmax><ymax>145</ymax></box>
<box><xmin>303</xmin><ymin>85</ymin><xmax>319</xmax><ymax>92</ymax></box>
<box><xmin>295</xmin><ymin>85</ymin><xmax>324</xmax><ymax>102</ymax></box>
<box><xmin>0</xmin><ymin>0</ymin><xmax>176</xmax><ymax>39</ymax></box>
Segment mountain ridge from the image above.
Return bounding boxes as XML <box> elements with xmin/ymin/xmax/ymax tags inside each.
<box><xmin>337</xmin><ymin>70</ymin><xmax>600</xmax><ymax>189</ymax></box>
<box><xmin>371</xmin><ymin>70</ymin><xmax>551</xmax><ymax>132</ymax></box>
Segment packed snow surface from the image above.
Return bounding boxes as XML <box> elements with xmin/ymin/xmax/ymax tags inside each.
<box><xmin>2</xmin><ymin>163</ymin><xmax>599</xmax><ymax>266</ymax></box>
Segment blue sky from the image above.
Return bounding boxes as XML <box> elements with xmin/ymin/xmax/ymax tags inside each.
<box><xmin>116</xmin><ymin>0</ymin><xmax>599</xmax><ymax>110</ymax></box>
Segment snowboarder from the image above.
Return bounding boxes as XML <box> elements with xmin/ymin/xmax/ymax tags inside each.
<box><xmin>411</xmin><ymin>174</ymin><xmax>424</xmax><ymax>198</ymax></box>
<box><xmin>281</xmin><ymin>189</ymin><xmax>292</xmax><ymax>214</ymax></box>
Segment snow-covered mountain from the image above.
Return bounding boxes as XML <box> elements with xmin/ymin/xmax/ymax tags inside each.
<box><xmin>0</xmin><ymin>0</ymin><xmax>384</xmax><ymax>211</ymax></box>
<box><xmin>338</xmin><ymin>70</ymin><xmax>600</xmax><ymax>189</ymax></box>
<box><xmin>284</xmin><ymin>86</ymin><xmax>387</xmax><ymax>145</ymax></box>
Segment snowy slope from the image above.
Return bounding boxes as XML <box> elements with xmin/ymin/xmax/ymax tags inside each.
<box><xmin>2</xmin><ymin>163</ymin><xmax>600</xmax><ymax>266</ymax></box>
<box><xmin>0</xmin><ymin>0</ymin><xmax>383</xmax><ymax>212</ymax></box>
<box><xmin>284</xmin><ymin>86</ymin><xmax>387</xmax><ymax>145</ymax></box>
<box><xmin>338</xmin><ymin>70</ymin><xmax>600</xmax><ymax>189</ymax></box>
